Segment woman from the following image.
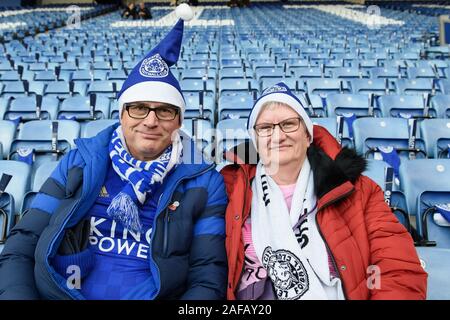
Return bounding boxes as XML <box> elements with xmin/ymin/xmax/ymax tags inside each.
<box><xmin>221</xmin><ymin>82</ymin><xmax>427</xmax><ymax>300</ymax></box>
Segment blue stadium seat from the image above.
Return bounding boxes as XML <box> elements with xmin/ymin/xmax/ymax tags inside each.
<box><xmin>331</xmin><ymin>67</ymin><xmax>367</xmax><ymax>79</ymax></box>
<box><xmin>0</xmin><ymin>62</ymin><xmax>14</xmax><ymax>72</ymax></box>
<box><xmin>395</xmin><ymin>78</ymin><xmax>436</xmax><ymax>95</ymax></box>
<box><xmin>370</xmin><ymin>67</ymin><xmax>402</xmax><ymax>79</ymax></box>
<box><xmin>180</xmin><ymin>79</ymin><xmax>216</xmax><ymax>96</ymax></box>
<box><xmin>353</xmin><ymin>117</ymin><xmax>426</xmax><ymax>159</ymax></box>
<box><xmin>106</xmin><ymin>69</ymin><xmax>128</xmax><ymax>81</ymax></box>
<box><xmin>416</xmin><ymin>247</ymin><xmax>450</xmax><ymax>300</ymax></box>
<box><xmin>184</xmin><ymin>92</ymin><xmax>215</xmax><ymax>122</ymax></box>
<box><xmin>48</xmin><ymin>76</ymin><xmax>87</xmax><ymax>94</ymax></box>
<box><xmin>219</xmin><ymin>79</ymin><xmax>258</xmax><ymax>96</ymax></box>
<box><xmin>363</xmin><ymin>159</ymin><xmax>410</xmax><ymax>229</ymax></box>
<box><xmin>420</xmin><ymin>119</ymin><xmax>450</xmax><ymax>158</ymax></box>
<box><xmin>59</xmin><ymin>95</ymin><xmax>110</xmax><ymax>120</ymax></box>
<box><xmin>4</xmin><ymin>95</ymin><xmax>59</xmax><ymax>121</ymax></box>
<box><xmin>286</xmin><ymin>58</ymin><xmax>311</xmax><ymax>70</ymax></box>
<box><xmin>0</xmin><ymin>120</ymin><xmax>16</xmax><ymax>159</ymax></box>
<box><xmin>180</xmin><ymin>118</ymin><xmax>213</xmax><ymax>153</ymax></box>
<box><xmin>438</xmin><ymin>79</ymin><xmax>450</xmax><ymax>94</ymax></box>
<box><xmin>0</xmin><ymin>160</ymin><xmax>31</xmax><ymax>216</ymax></box>
<box><xmin>109</xmin><ymin>100</ymin><xmax>120</xmax><ymax>119</ymax></box>
<box><xmin>71</xmin><ymin>70</ymin><xmax>104</xmax><ymax>83</ymax></box>
<box><xmin>378</xmin><ymin>94</ymin><xmax>435</xmax><ymax>118</ymax></box>
<box><xmin>326</xmin><ymin>93</ymin><xmax>380</xmax><ymax>117</ymax></box>
<box><xmin>0</xmin><ymin>70</ymin><xmax>23</xmax><ymax>82</ymax></box>
<box><xmin>431</xmin><ymin>95</ymin><xmax>450</xmax><ymax>118</ymax></box>
<box><xmin>407</xmin><ymin>67</ymin><xmax>439</xmax><ymax>79</ymax></box>
<box><xmin>350</xmin><ymin>59</ymin><xmax>378</xmax><ymax>69</ymax></box>
<box><xmin>255</xmin><ymin>67</ymin><xmax>288</xmax><ymax>81</ymax></box>
<box><xmin>188</xmin><ymin>60</ymin><xmax>218</xmax><ymax>70</ymax></box>
<box><xmin>399</xmin><ymin>159</ymin><xmax>450</xmax><ymax>248</ymax></box>
<box><xmin>1</xmin><ymin>80</ymin><xmax>44</xmax><ymax>99</ymax></box>
<box><xmin>350</xmin><ymin>78</ymin><xmax>393</xmax><ymax>95</ymax></box>
<box><xmin>306</xmin><ymin>78</ymin><xmax>350</xmax><ymax>96</ymax></box>
<box><xmin>415</xmin><ymin>60</ymin><xmax>448</xmax><ymax>70</ymax></box>
<box><xmin>218</xmin><ymin>93</ymin><xmax>254</xmax><ymax>120</ymax></box>
<box><xmin>9</xmin><ymin>120</ymin><xmax>80</xmax><ymax>166</ymax></box>
<box><xmin>293</xmin><ymin>67</ymin><xmax>323</xmax><ymax>79</ymax></box>
<box><xmin>219</xmin><ymin>68</ymin><xmax>252</xmax><ymax>80</ymax></box>
<box><xmin>81</xmin><ymin>119</ymin><xmax>118</xmax><ymax>138</ymax></box>
<box><xmin>87</xmin><ymin>80</ymin><xmax>120</xmax><ymax>99</ymax></box>
<box><xmin>181</xmin><ymin>68</ymin><xmax>216</xmax><ymax>81</ymax></box>
<box><xmin>21</xmin><ymin>160</ymin><xmax>60</xmax><ymax>217</ymax></box>
<box><xmin>33</xmin><ymin>70</ymin><xmax>59</xmax><ymax>83</ymax></box>
<box><xmin>220</xmin><ymin>59</ymin><xmax>245</xmax><ymax>69</ymax></box>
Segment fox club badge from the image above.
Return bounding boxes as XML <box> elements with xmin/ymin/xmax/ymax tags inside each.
<box><xmin>262</xmin><ymin>246</ymin><xmax>309</xmax><ymax>300</ymax></box>
<box><xmin>139</xmin><ymin>53</ymin><xmax>169</xmax><ymax>78</ymax></box>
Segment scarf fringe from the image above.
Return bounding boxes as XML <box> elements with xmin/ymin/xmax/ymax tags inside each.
<box><xmin>107</xmin><ymin>192</ymin><xmax>143</xmax><ymax>234</ymax></box>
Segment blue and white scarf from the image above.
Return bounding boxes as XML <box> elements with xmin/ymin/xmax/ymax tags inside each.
<box><xmin>107</xmin><ymin>126</ymin><xmax>182</xmax><ymax>233</ymax></box>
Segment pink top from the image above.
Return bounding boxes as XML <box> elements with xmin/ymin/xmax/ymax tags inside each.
<box><xmin>238</xmin><ymin>184</ymin><xmax>296</xmax><ymax>292</ymax></box>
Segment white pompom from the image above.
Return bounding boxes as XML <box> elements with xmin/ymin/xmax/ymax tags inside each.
<box><xmin>175</xmin><ymin>3</ymin><xmax>194</xmax><ymax>21</ymax></box>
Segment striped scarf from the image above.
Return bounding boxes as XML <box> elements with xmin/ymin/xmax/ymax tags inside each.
<box><xmin>107</xmin><ymin>126</ymin><xmax>182</xmax><ymax>233</ymax></box>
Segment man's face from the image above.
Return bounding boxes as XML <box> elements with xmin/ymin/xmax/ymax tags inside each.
<box><xmin>121</xmin><ymin>101</ymin><xmax>181</xmax><ymax>161</ymax></box>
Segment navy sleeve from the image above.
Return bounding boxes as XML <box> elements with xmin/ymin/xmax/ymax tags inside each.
<box><xmin>180</xmin><ymin>170</ymin><xmax>229</xmax><ymax>300</ymax></box>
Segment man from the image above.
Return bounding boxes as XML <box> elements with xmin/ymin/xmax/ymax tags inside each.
<box><xmin>122</xmin><ymin>2</ymin><xmax>137</xmax><ymax>19</ymax></box>
<box><xmin>0</xmin><ymin>5</ymin><xmax>228</xmax><ymax>300</ymax></box>
<box><xmin>137</xmin><ymin>2</ymin><xmax>152</xmax><ymax>20</ymax></box>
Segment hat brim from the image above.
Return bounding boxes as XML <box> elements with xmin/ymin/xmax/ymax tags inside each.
<box><xmin>247</xmin><ymin>92</ymin><xmax>314</xmax><ymax>148</ymax></box>
<box><xmin>118</xmin><ymin>81</ymin><xmax>185</xmax><ymax>119</ymax></box>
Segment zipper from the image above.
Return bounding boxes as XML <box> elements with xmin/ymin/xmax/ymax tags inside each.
<box><xmin>235</xmin><ymin>165</ymin><xmax>250</xmax><ymax>291</ymax></box>
<box><xmin>162</xmin><ymin>208</ymin><xmax>170</xmax><ymax>257</ymax></box>
<box><xmin>149</xmin><ymin>163</ymin><xmax>215</xmax><ymax>299</ymax></box>
<box><xmin>314</xmin><ymin>188</ymin><xmax>355</xmax><ymax>300</ymax></box>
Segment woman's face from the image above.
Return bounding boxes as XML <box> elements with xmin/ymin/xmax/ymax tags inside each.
<box><xmin>255</xmin><ymin>103</ymin><xmax>311</xmax><ymax>171</ymax></box>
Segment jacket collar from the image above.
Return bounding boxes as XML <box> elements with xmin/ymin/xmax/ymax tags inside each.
<box><xmin>223</xmin><ymin>125</ymin><xmax>367</xmax><ymax>209</ymax></box>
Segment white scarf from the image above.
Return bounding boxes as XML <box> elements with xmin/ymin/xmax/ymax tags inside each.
<box><xmin>251</xmin><ymin>159</ymin><xmax>344</xmax><ymax>300</ymax></box>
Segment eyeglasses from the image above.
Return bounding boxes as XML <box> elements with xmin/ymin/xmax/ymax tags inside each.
<box><xmin>125</xmin><ymin>103</ymin><xmax>179</xmax><ymax>121</ymax></box>
<box><xmin>253</xmin><ymin>117</ymin><xmax>303</xmax><ymax>137</ymax></box>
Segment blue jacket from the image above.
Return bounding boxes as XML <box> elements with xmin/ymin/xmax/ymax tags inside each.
<box><xmin>0</xmin><ymin>123</ymin><xmax>228</xmax><ymax>300</ymax></box>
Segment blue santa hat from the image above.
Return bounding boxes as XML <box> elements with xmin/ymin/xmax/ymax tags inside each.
<box><xmin>117</xmin><ymin>3</ymin><xmax>194</xmax><ymax>121</ymax></box>
<box><xmin>247</xmin><ymin>82</ymin><xmax>314</xmax><ymax>150</ymax></box>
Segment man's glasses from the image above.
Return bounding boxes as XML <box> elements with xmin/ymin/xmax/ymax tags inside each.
<box><xmin>253</xmin><ymin>117</ymin><xmax>303</xmax><ymax>137</ymax></box>
<box><xmin>124</xmin><ymin>103</ymin><xmax>179</xmax><ymax>121</ymax></box>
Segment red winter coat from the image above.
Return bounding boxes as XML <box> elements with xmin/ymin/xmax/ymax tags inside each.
<box><xmin>221</xmin><ymin>125</ymin><xmax>427</xmax><ymax>300</ymax></box>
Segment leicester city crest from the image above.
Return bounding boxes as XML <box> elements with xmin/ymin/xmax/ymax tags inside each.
<box><xmin>262</xmin><ymin>84</ymin><xmax>288</xmax><ymax>96</ymax></box>
<box><xmin>262</xmin><ymin>246</ymin><xmax>309</xmax><ymax>300</ymax></box>
<box><xmin>139</xmin><ymin>54</ymin><xmax>169</xmax><ymax>78</ymax></box>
